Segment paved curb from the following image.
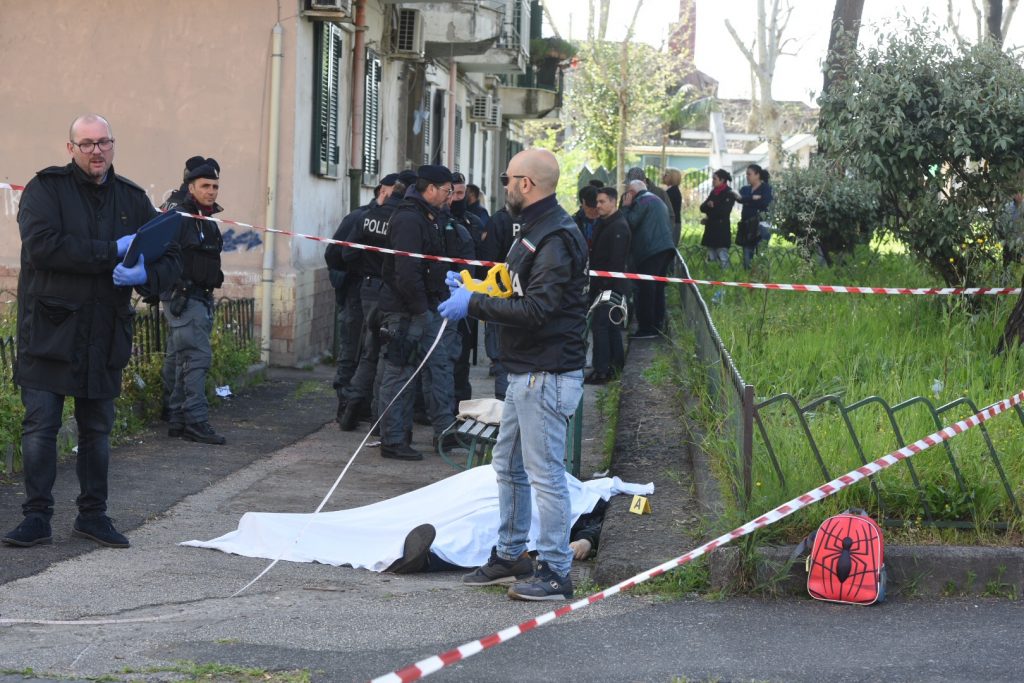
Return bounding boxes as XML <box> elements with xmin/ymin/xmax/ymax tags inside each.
<box><xmin>708</xmin><ymin>544</ymin><xmax>1024</xmax><ymax>599</ymax></box>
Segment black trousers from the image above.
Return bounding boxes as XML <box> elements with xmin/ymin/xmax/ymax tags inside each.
<box><xmin>634</xmin><ymin>251</ymin><xmax>674</xmax><ymax>333</ymax></box>
<box><xmin>591</xmin><ymin>302</ymin><xmax>625</xmax><ymax>374</ymax></box>
<box><xmin>454</xmin><ymin>319</ymin><xmax>476</xmax><ymax>403</ymax></box>
<box><xmin>20</xmin><ymin>387</ymin><xmax>115</xmax><ymax>521</ymax></box>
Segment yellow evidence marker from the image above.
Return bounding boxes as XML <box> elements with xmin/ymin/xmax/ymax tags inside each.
<box><xmin>629</xmin><ymin>495</ymin><xmax>652</xmax><ymax>515</ymax></box>
<box><xmin>461</xmin><ymin>263</ymin><xmax>513</xmax><ymax>298</ymax></box>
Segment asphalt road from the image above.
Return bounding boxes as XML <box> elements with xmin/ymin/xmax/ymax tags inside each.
<box><xmin>1</xmin><ymin>365</ymin><xmax>1021</xmax><ymax>683</ymax></box>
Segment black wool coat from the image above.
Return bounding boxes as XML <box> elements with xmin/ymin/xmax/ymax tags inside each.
<box><xmin>16</xmin><ymin>163</ymin><xmax>182</xmax><ymax>399</ymax></box>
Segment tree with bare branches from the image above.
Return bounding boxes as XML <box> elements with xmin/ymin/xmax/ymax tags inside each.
<box><xmin>948</xmin><ymin>0</ymin><xmax>1020</xmax><ymax>45</ymax></box>
<box><xmin>725</xmin><ymin>0</ymin><xmax>796</xmax><ymax>171</ymax></box>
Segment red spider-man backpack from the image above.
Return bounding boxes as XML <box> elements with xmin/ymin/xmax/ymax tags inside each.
<box><xmin>795</xmin><ymin>509</ymin><xmax>887</xmax><ymax>605</ymax></box>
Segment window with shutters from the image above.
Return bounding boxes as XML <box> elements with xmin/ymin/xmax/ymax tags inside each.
<box><xmin>362</xmin><ymin>49</ymin><xmax>382</xmax><ymax>186</ymax></box>
<box><xmin>311</xmin><ymin>22</ymin><xmax>343</xmax><ymax>178</ymax></box>
<box><xmin>422</xmin><ymin>88</ymin><xmax>432</xmax><ymax>165</ymax></box>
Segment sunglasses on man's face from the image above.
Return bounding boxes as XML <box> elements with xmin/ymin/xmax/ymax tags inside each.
<box><xmin>500</xmin><ymin>173</ymin><xmax>534</xmax><ymax>187</ymax></box>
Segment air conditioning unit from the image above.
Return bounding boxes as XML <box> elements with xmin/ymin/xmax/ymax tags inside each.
<box><xmin>309</xmin><ymin>0</ymin><xmax>351</xmax><ymax>11</ymax></box>
<box><xmin>469</xmin><ymin>95</ymin><xmax>492</xmax><ymax>122</ymax></box>
<box><xmin>304</xmin><ymin>0</ymin><xmax>353</xmax><ymax>20</ymax></box>
<box><xmin>483</xmin><ymin>99</ymin><xmax>502</xmax><ymax>129</ymax></box>
<box><xmin>391</xmin><ymin>9</ymin><xmax>425</xmax><ymax>59</ymax></box>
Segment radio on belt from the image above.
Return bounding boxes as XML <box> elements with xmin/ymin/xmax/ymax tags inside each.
<box><xmin>460</xmin><ymin>263</ymin><xmax>512</xmax><ymax>298</ymax></box>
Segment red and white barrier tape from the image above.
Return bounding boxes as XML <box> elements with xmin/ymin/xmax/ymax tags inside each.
<box><xmin>369</xmin><ymin>389</ymin><xmax>1024</xmax><ymax>683</ymax></box>
<box><xmin>2</xmin><ymin>182</ymin><xmax>1020</xmax><ymax>296</ymax></box>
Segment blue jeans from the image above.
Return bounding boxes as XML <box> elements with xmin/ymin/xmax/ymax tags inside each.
<box><xmin>492</xmin><ymin>369</ymin><xmax>584</xmax><ymax>576</ymax></box>
<box><xmin>20</xmin><ymin>388</ymin><xmax>115</xmax><ymax>520</ymax></box>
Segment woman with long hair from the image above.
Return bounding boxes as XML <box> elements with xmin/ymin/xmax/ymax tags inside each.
<box><xmin>735</xmin><ymin>164</ymin><xmax>773</xmax><ymax>268</ymax></box>
<box><xmin>699</xmin><ymin>168</ymin><xmax>735</xmax><ymax>267</ymax></box>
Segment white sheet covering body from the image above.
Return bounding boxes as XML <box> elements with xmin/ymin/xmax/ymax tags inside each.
<box><xmin>182</xmin><ymin>465</ymin><xmax>654</xmax><ymax>572</ymax></box>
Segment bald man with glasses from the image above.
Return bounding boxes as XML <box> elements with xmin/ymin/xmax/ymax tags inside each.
<box><xmin>4</xmin><ymin>114</ymin><xmax>181</xmax><ymax>549</ymax></box>
<box><xmin>440</xmin><ymin>149</ymin><xmax>590</xmax><ymax>601</ymax></box>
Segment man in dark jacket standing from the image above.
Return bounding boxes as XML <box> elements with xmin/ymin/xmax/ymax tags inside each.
<box><xmin>440</xmin><ymin>148</ymin><xmax>588</xmax><ymax>601</ymax></box>
<box><xmin>586</xmin><ymin>187</ymin><xmax>631</xmax><ymax>384</ymax></box>
<box><xmin>465</xmin><ymin>183</ymin><xmax>490</xmax><ymax>224</ymax></box>
<box><xmin>161</xmin><ymin>158</ymin><xmax>227</xmax><ymax>445</ymax></box>
<box><xmin>623</xmin><ymin>179</ymin><xmax>675</xmax><ymax>338</ymax></box>
<box><xmin>3</xmin><ymin>114</ymin><xmax>181</xmax><ymax>549</ymax></box>
<box><xmin>445</xmin><ymin>173</ymin><xmax>482</xmax><ymax>405</ymax></box>
<box><xmin>324</xmin><ymin>188</ymin><xmax>377</xmax><ymax>423</ymax></box>
<box><xmin>376</xmin><ymin>165</ymin><xmax>457</xmax><ymax>461</ymax></box>
<box><xmin>335</xmin><ymin>174</ymin><xmax>405</xmax><ymax>431</ymax></box>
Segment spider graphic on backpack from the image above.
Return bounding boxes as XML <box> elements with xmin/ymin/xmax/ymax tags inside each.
<box><xmin>795</xmin><ymin>509</ymin><xmax>888</xmax><ymax>605</ymax></box>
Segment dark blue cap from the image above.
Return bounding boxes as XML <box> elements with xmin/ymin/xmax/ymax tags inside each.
<box><xmin>398</xmin><ymin>169</ymin><xmax>418</xmax><ymax>186</ymax></box>
<box><xmin>380</xmin><ymin>173</ymin><xmax>400</xmax><ymax>187</ymax></box>
<box><xmin>185</xmin><ymin>157</ymin><xmax>220</xmax><ymax>182</ymax></box>
<box><xmin>417</xmin><ymin>164</ymin><xmax>452</xmax><ymax>185</ymax></box>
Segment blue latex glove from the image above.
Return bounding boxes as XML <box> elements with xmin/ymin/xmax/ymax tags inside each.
<box><xmin>116</xmin><ymin>234</ymin><xmax>135</xmax><ymax>259</ymax></box>
<box><xmin>113</xmin><ymin>253</ymin><xmax>147</xmax><ymax>287</ymax></box>
<box><xmin>445</xmin><ymin>270</ymin><xmax>464</xmax><ymax>293</ymax></box>
<box><xmin>438</xmin><ymin>285</ymin><xmax>472</xmax><ymax>322</ymax></box>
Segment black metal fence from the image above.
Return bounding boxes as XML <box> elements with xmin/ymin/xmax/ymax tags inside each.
<box><xmin>675</xmin><ymin>242</ymin><xmax>1023</xmax><ymax>527</ymax></box>
<box><xmin>752</xmin><ymin>392</ymin><xmax>1023</xmax><ymax>529</ymax></box>
<box><xmin>0</xmin><ymin>297</ymin><xmax>257</xmax><ymax>380</ymax></box>
<box><xmin>670</xmin><ymin>250</ymin><xmax>756</xmax><ymax>504</ymax></box>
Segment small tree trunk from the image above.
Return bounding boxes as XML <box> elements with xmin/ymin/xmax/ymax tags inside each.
<box><xmin>997</xmin><ymin>275</ymin><xmax>1024</xmax><ymax>353</ymax></box>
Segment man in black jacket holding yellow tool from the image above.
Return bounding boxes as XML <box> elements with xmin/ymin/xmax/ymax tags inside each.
<box><xmin>439</xmin><ymin>148</ymin><xmax>589</xmax><ymax>601</ymax></box>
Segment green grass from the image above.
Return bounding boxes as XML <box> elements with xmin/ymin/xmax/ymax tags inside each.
<box><xmin>594</xmin><ymin>380</ymin><xmax>622</xmax><ymax>471</ymax></box>
<box><xmin>677</xmin><ymin>226</ymin><xmax>1024</xmax><ymax>539</ymax></box>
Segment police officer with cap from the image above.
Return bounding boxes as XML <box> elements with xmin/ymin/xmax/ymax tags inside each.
<box><xmin>161</xmin><ymin>157</ymin><xmax>227</xmax><ymax>445</ymax></box>
<box><xmin>336</xmin><ymin>172</ymin><xmax>406</xmax><ymax>430</ymax></box>
<box><xmin>377</xmin><ymin>164</ymin><xmax>458</xmax><ymax>461</ymax></box>
<box><xmin>324</xmin><ymin>181</ymin><xmax>380</xmax><ymax>423</ymax></box>
<box><xmin>445</xmin><ymin>172</ymin><xmax>483</xmax><ymax>403</ymax></box>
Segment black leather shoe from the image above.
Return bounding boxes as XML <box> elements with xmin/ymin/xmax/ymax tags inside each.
<box><xmin>339</xmin><ymin>401</ymin><xmax>361</xmax><ymax>431</ymax></box>
<box><xmin>72</xmin><ymin>515</ymin><xmax>129</xmax><ymax>548</ymax></box>
<box><xmin>183</xmin><ymin>421</ymin><xmax>226</xmax><ymax>445</ymax></box>
<box><xmin>584</xmin><ymin>370</ymin><xmax>611</xmax><ymax>385</ymax></box>
<box><xmin>385</xmin><ymin>524</ymin><xmax>436</xmax><ymax>574</ymax></box>
<box><xmin>168</xmin><ymin>422</ymin><xmax>184</xmax><ymax>438</ymax></box>
<box><xmin>2</xmin><ymin>516</ymin><xmax>53</xmax><ymax>547</ymax></box>
<box><xmin>381</xmin><ymin>443</ymin><xmax>424</xmax><ymax>461</ymax></box>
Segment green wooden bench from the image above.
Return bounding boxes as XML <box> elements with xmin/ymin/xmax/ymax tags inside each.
<box><xmin>435</xmin><ymin>396</ymin><xmax>583</xmax><ymax>478</ymax></box>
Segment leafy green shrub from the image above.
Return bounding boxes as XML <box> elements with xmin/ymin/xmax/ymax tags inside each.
<box><xmin>818</xmin><ymin>23</ymin><xmax>1024</xmax><ymax>286</ymax></box>
<box><xmin>770</xmin><ymin>164</ymin><xmax>881</xmax><ymax>265</ymax></box>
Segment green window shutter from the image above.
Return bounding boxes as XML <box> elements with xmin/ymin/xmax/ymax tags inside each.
<box><xmin>362</xmin><ymin>50</ymin><xmax>382</xmax><ymax>186</ymax></box>
<box><xmin>311</xmin><ymin>23</ymin><xmax>342</xmax><ymax>178</ymax></box>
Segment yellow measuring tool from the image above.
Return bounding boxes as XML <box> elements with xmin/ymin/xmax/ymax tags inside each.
<box><xmin>460</xmin><ymin>263</ymin><xmax>513</xmax><ymax>298</ymax></box>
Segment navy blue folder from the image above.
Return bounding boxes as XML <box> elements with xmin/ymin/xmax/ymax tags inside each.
<box><xmin>122</xmin><ymin>210</ymin><xmax>183</xmax><ymax>267</ymax></box>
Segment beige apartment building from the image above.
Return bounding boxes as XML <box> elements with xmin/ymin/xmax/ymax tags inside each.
<box><xmin>0</xmin><ymin>0</ymin><xmax>560</xmax><ymax>365</ymax></box>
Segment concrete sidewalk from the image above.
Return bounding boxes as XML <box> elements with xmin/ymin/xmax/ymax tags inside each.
<box><xmin>2</xmin><ymin>356</ymin><xmax>1021</xmax><ymax>683</ymax></box>
<box><xmin>0</xmin><ymin>357</ymin><xmax>624</xmax><ymax>682</ymax></box>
